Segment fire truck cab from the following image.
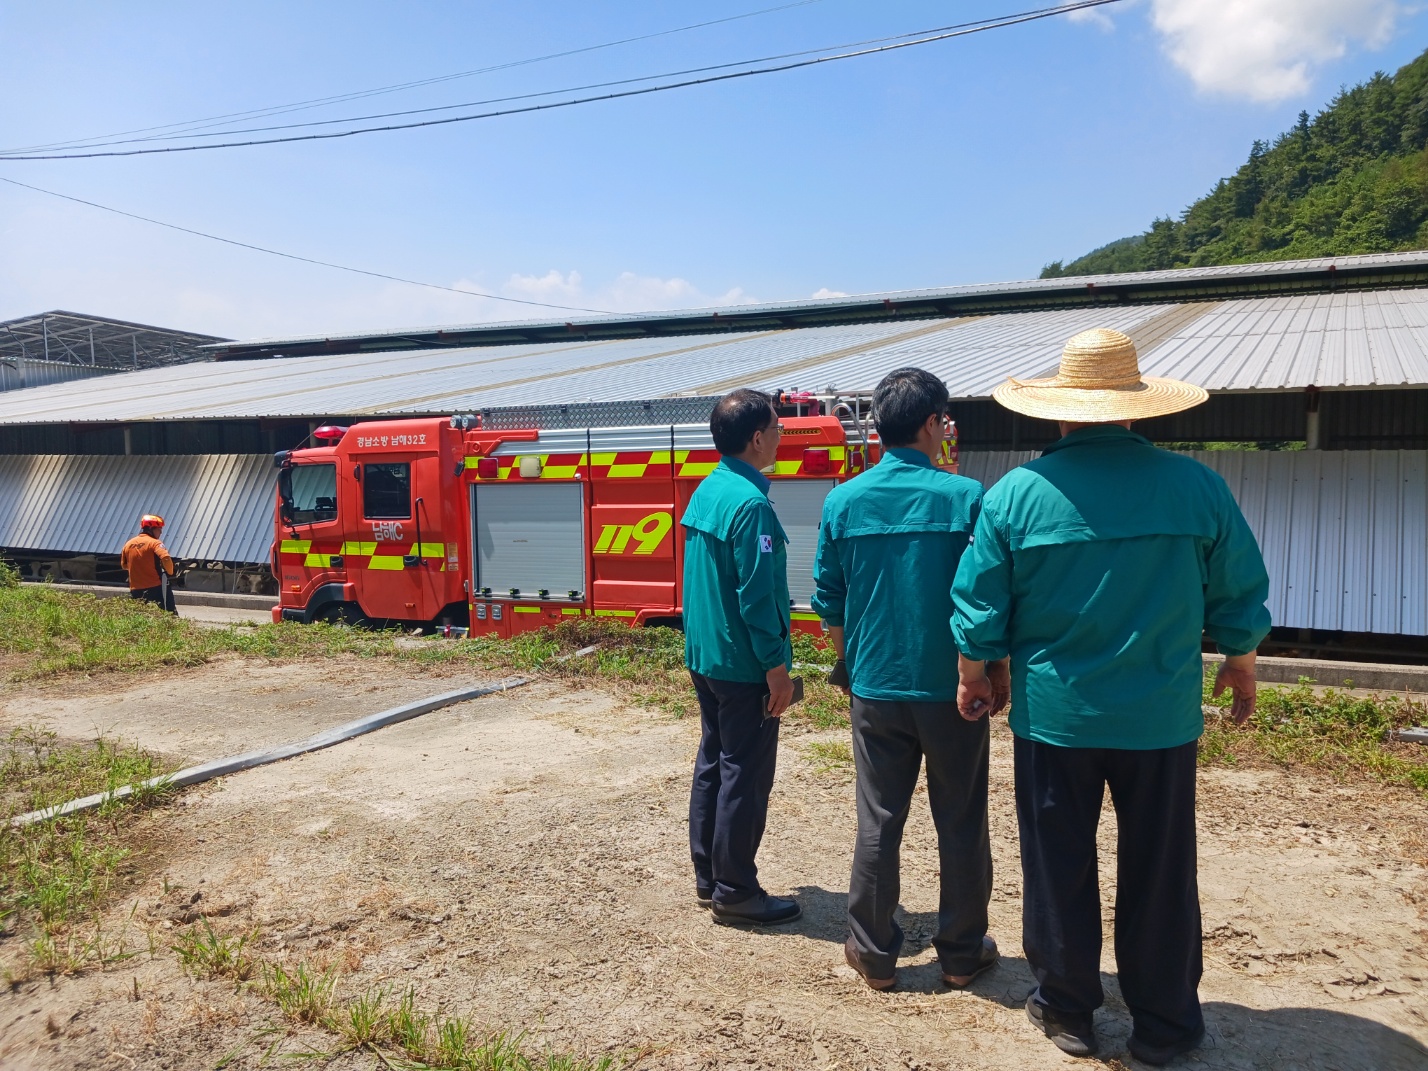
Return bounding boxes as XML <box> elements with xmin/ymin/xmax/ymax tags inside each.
<box><xmin>271</xmin><ymin>399</ymin><xmax>949</xmax><ymax>635</ymax></box>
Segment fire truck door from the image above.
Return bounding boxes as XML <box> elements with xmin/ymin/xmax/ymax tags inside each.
<box><xmin>471</xmin><ymin>482</ymin><xmax>586</xmax><ymax>602</ymax></box>
<box><xmin>348</xmin><ymin>459</ymin><xmax>441</xmax><ymax>621</ymax></box>
<box><xmin>277</xmin><ymin>461</ymin><xmax>347</xmax><ymax>609</ymax></box>
<box><xmin>767</xmin><ymin>479</ymin><xmax>839</xmax><ymax>609</ymax></box>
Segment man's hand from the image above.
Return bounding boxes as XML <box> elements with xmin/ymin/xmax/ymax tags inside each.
<box><xmin>765</xmin><ymin>664</ymin><xmax>795</xmax><ymax>719</ymax></box>
<box><xmin>987</xmin><ymin>658</ymin><xmax>1011</xmax><ymax>716</ymax></box>
<box><xmin>957</xmin><ymin>655</ymin><xmax>992</xmax><ymax>722</ymax></box>
<box><xmin>825</xmin><ymin>625</ymin><xmax>850</xmax><ymax>696</ymax></box>
<box><xmin>1212</xmin><ymin>653</ymin><xmax>1258</xmax><ymax>725</ymax></box>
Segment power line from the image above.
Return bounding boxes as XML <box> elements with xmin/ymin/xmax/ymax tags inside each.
<box><xmin>0</xmin><ymin>175</ymin><xmax>612</xmax><ymax>314</ymax></box>
<box><xmin>10</xmin><ymin>4</ymin><xmax>1087</xmax><ymax>152</ymax></box>
<box><xmin>16</xmin><ymin>4</ymin><xmax>1089</xmax><ymax>152</ymax></box>
<box><xmin>0</xmin><ymin>1</ymin><xmax>1124</xmax><ymax>162</ymax></box>
<box><xmin>1</xmin><ymin>0</ymin><xmax>826</xmax><ymax>155</ymax></box>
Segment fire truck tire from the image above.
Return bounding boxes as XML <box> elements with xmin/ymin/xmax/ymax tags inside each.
<box><xmin>314</xmin><ymin>602</ymin><xmax>367</xmax><ymax>627</ymax></box>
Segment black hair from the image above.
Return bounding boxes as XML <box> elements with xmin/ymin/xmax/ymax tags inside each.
<box><xmin>873</xmin><ymin>367</ymin><xmax>950</xmax><ymax>447</ymax></box>
<box><xmin>710</xmin><ymin>388</ymin><xmax>777</xmax><ymax>456</ymax></box>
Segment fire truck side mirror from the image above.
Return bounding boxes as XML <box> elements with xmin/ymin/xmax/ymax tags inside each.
<box><xmin>277</xmin><ymin>467</ymin><xmax>295</xmax><ymax>526</ymax></box>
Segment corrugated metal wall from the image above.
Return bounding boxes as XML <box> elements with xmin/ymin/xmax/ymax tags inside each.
<box><xmin>0</xmin><ymin>454</ymin><xmax>275</xmax><ymax>564</ymax></box>
<box><xmin>961</xmin><ymin>449</ymin><xmax>1428</xmax><ymax>636</ymax></box>
<box><xmin>0</xmin><ymin>448</ymin><xmax>1422</xmax><ymax>634</ymax></box>
<box><xmin>0</xmin><ymin>359</ymin><xmax>111</xmax><ymax>393</ymax></box>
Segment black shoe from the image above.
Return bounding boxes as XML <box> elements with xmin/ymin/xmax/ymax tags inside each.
<box><xmin>710</xmin><ymin>893</ymin><xmax>801</xmax><ymax>926</ymax></box>
<box><xmin>1128</xmin><ymin>1025</ymin><xmax>1205</xmax><ymax>1066</ymax></box>
<box><xmin>942</xmin><ymin>935</ymin><xmax>999</xmax><ymax>988</ymax></box>
<box><xmin>1026</xmin><ymin>995</ymin><xmax>1098</xmax><ymax>1057</ymax></box>
<box><xmin>696</xmin><ymin>887</ymin><xmax>714</xmax><ymax>909</ymax></box>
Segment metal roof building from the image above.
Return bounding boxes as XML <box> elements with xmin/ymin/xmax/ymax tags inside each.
<box><xmin>0</xmin><ymin>253</ymin><xmax>1424</xmax><ymax>642</ymax></box>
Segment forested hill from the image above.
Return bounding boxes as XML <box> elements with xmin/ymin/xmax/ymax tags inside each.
<box><xmin>1042</xmin><ymin>48</ymin><xmax>1428</xmax><ymax>278</ymax></box>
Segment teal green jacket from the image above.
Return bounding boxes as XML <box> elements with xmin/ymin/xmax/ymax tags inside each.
<box><xmin>681</xmin><ymin>456</ymin><xmax>792</xmax><ymax>683</ymax></box>
<box><xmin>951</xmin><ymin>426</ymin><xmax>1271</xmax><ymax>750</ymax></box>
<box><xmin>812</xmin><ymin>448</ymin><xmax>983</xmax><ymax>702</ymax></box>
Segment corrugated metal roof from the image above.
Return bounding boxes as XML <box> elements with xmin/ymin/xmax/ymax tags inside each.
<box><xmin>961</xmin><ymin>448</ymin><xmax>1428</xmax><ymax>636</ymax></box>
<box><xmin>0</xmin><ymin>454</ymin><xmax>275</xmax><ymax>563</ymax></box>
<box><xmin>6</xmin><ymin>287</ymin><xmax>1427</xmax><ymax>426</ymax></box>
<box><xmin>209</xmin><ymin>250</ymin><xmax>1428</xmax><ymax>354</ymax></box>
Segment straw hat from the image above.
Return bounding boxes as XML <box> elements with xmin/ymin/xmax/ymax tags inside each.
<box><xmin>991</xmin><ymin>328</ymin><xmax>1208</xmax><ymax>422</ymax></box>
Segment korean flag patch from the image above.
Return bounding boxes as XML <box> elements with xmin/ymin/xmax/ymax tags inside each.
<box><xmin>759</xmin><ymin>534</ymin><xmax>774</xmax><ymax>554</ymax></box>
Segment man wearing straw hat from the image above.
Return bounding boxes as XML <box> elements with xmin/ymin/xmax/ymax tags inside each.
<box><xmin>951</xmin><ymin>328</ymin><xmax>1270</xmax><ymax>1065</ymax></box>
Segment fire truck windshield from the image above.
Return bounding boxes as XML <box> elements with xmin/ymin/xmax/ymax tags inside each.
<box><xmin>363</xmin><ymin>463</ymin><xmax>411</xmax><ymax>520</ymax></box>
<box><xmin>282</xmin><ymin>464</ymin><xmax>338</xmax><ymax>525</ymax></box>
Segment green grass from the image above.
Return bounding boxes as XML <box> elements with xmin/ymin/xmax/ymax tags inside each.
<box><xmin>804</xmin><ymin>740</ymin><xmax>854</xmax><ymax>772</ymax></box>
<box><xmin>1200</xmin><ymin>669</ymin><xmax>1428</xmax><ymax>794</ymax></box>
<box><xmin>196</xmin><ymin>927</ymin><xmax>621</xmax><ymax>1070</ymax></box>
<box><xmin>172</xmin><ymin>916</ymin><xmax>256</xmax><ymax>980</ymax></box>
<box><xmin>1</xmin><ymin>724</ymin><xmax>174</xmax><ymax>972</ymax></box>
<box><xmin>0</xmin><ymin>578</ymin><xmax>852</xmax><ymax>729</ymax></box>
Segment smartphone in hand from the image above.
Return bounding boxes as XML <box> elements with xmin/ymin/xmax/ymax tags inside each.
<box><xmin>764</xmin><ymin>676</ymin><xmax>804</xmax><ymax>717</ymax></box>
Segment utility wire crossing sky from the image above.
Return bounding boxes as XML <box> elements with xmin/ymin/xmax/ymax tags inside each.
<box><xmin>0</xmin><ymin>1</ymin><xmax>1122</xmax><ymax>161</ymax></box>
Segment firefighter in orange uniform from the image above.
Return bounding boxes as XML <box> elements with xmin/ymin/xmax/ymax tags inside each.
<box><xmin>121</xmin><ymin>515</ymin><xmax>176</xmax><ymax>613</ymax></box>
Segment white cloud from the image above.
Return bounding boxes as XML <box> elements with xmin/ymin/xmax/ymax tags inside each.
<box><xmin>501</xmin><ymin>269</ymin><xmax>756</xmax><ymax>315</ymax></box>
<box><xmin>810</xmin><ymin>287</ymin><xmax>849</xmax><ymax>299</ymax></box>
<box><xmin>1149</xmin><ymin>0</ymin><xmax>1402</xmax><ymax>102</ymax></box>
<box><xmin>1067</xmin><ymin>6</ymin><xmax>1116</xmax><ymax>31</ymax></box>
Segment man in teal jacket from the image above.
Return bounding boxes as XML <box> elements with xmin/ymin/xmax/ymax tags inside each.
<box><xmin>812</xmin><ymin>367</ymin><xmax>1004</xmax><ymax>992</ymax></box>
<box><xmin>683</xmin><ymin>388</ymin><xmax>799</xmax><ymax>926</ymax></box>
<box><xmin>952</xmin><ymin>329</ymin><xmax>1271</xmax><ymax>1065</ymax></box>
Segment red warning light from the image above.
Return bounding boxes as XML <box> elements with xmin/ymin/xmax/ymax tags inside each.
<box><xmin>802</xmin><ymin>448</ymin><xmax>831</xmax><ymax>474</ymax></box>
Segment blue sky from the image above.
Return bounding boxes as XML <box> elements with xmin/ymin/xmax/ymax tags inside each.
<box><xmin>1</xmin><ymin>1</ymin><xmax>1425</xmax><ymax>338</ymax></box>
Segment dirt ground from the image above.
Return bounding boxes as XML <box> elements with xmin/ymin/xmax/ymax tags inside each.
<box><xmin>2</xmin><ymin>657</ymin><xmax>1426</xmax><ymax>1071</ymax></box>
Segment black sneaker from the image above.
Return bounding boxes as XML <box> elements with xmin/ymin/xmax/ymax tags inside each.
<box><xmin>1026</xmin><ymin>995</ymin><xmax>1098</xmax><ymax>1057</ymax></box>
<box><xmin>1128</xmin><ymin>1025</ymin><xmax>1206</xmax><ymax>1066</ymax></box>
<box><xmin>710</xmin><ymin>893</ymin><xmax>801</xmax><ymax>926</ymax></box>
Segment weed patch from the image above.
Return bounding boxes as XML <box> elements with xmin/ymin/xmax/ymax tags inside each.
<box><xmin>201</xmin><ymin>927</ymin><xmax>619</xmax><ymax>1070</ymax></box>
<box><xmin>1201</xmin><ymin>671</ymin><xmax>1428</xmax><ymax>794</ymax></box>
<box><xmin>805</xmin><ymin>739</ymin><xmax>855</xmax><ymax>773</ymax></box>
<box><xmin>1</xmin><ymin>726</ymin><xmax>174</xmax><ymax>975</ymax></box>
<box><xmin>173</xmin><ymin>917</ymin><xmax>255</xmax><ymax>980</ymax></box>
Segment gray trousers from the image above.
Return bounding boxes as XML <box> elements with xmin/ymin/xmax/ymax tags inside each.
<box><xmin>847</xmin><ymin>695</ymin><xmax>992</xmax><ymax>978</ymax></box>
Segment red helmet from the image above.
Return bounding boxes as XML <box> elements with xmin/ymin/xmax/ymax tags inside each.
<box><xmin>140</xmin><ymin>514</ymin><xmax>165</xmax><ymax>531</ymax></box>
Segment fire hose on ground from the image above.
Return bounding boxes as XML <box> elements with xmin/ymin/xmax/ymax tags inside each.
<box><xmin>10</xmin><ymin>678</ymin><xmax>531</xmax><ymax>828</ymax></box>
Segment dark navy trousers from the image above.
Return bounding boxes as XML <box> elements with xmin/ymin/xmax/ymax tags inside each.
<box><xmin>688</xmin><ymin>671</ymin><xmax>780</xmax><ymax>906</ymax></box>
<box><xmin>1015</xmin><ymin>736</ymin><xmax>1204</xmax><ymax>1048</ymax></box>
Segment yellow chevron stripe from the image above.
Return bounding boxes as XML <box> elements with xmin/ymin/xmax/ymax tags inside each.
<box><xmin>593</xmin><ymin>609</ymin><xmax>637</xmax><ymax>618</ymax></box>
<box><xmin>368</xmin><ymin>555</ymin><xmax>405</xmax><ymax>570</ymax></box>
<box><xmin>541</xmin><ymin>465</ymin><xmax>580</xmax><ymax>479</ymax></box>
<box><xmin>560</xmin><ymin>608</ymin><xmax>585</xmax><ymax>616</ymax></box>
<box><xmin>303</xmin><ymin>553</ymin><xmax>333</xmax><ymax>568</ymax></box>
<box><xmin>513</xmin><ymin>606</ymin><xmax>541</xmax><ymax>614</ymax></box>
<box><xmin>589</xmin><ymin>452</ymin><xmax>617</xmax><ymax>467</ymax></box>
<box><xmin>791</xmin><ymin>612</ymin><xmax>821</xmax><ymax>622</ymax></box>
<box><xmin>341</xmin><ymin>541</ymin><xmax>376</xmax><ymax>556</ymax></box>
<box><xmin>677</xmin><ymin>462</ymin><xmax>717</xmax><ymax>477</ymax></box>
<box><xmin>607</xmin><ymin>463</ymin><xmax>648</xmax><ymax>478</ymax></box>
<box><xmin>280</xmin><ymin>539</ymin><xmax>311</xmax><ymax>554</ymax></box>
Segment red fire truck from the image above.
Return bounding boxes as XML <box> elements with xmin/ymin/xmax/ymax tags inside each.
<box><xmin>271</xmin><ymin>399</ymin><xmax>955</xmax><ymax>636</ymax></box>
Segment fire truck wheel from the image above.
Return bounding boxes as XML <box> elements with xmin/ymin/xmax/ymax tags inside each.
<box><xmin>314</xmin><ymin>602</ymin><xmax>367</xmax><ymax>628</ymax></box>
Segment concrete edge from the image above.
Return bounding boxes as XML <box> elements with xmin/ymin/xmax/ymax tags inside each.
<box><xmin>22</xmin><ymin>580</ymin><xmax>275</xmax><ymax>611</ymax></box>
<box><xmin>1204</xmin><ymin>652</ymin><xmax>1428</xmax><ymax>693</ymax></box>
